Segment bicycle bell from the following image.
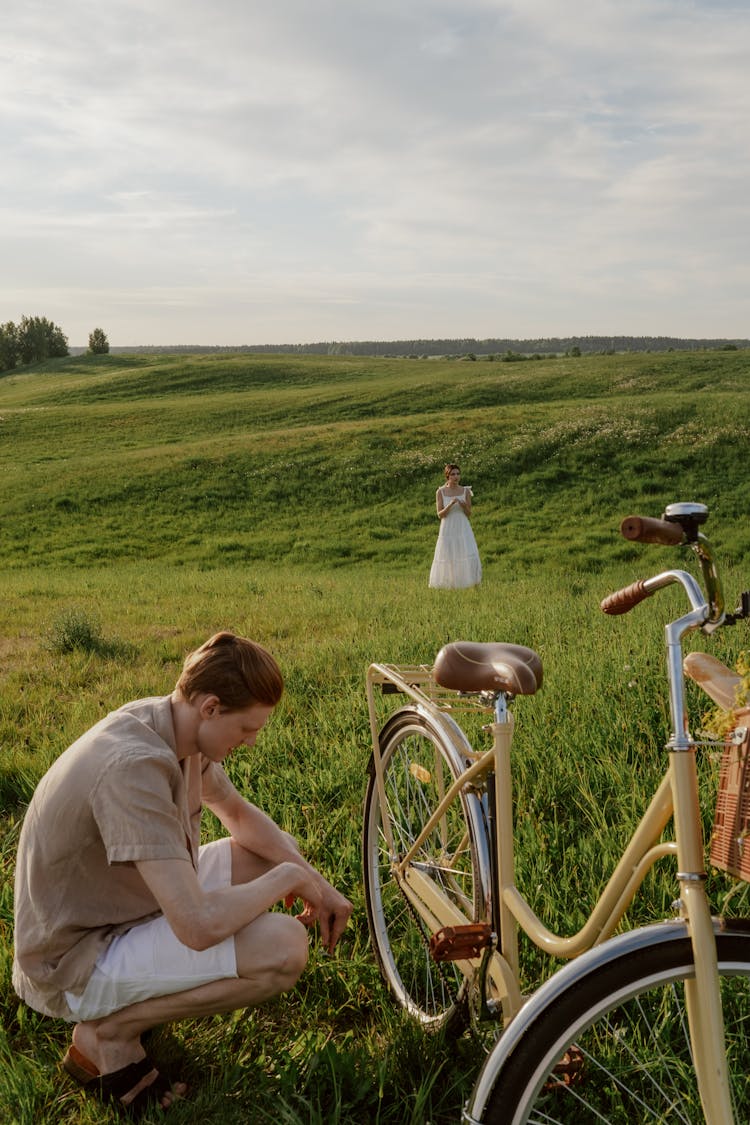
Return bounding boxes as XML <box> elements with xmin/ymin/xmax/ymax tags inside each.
<box><xmin>662</xmin><ymin>502</ymin><xmax>708</xmax><ymax>542</ymax></box>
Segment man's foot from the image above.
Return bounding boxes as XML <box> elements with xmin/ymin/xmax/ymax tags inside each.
<box><xmin>63</xmin><ymin>1043</ymin><xmax>186</xmax><ymax>1116</ymax></box>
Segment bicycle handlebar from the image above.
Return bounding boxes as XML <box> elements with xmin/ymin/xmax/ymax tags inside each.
<box><xmin>600</xmin><ymin>579</ymin><xmax>653</xmax><ymax>616</ymax></box>
<box><xmin>620</xmin><ymin>515</ymin><xmax>684</xmax><ymax>546</ymax></box>
<box><xmin>600</xmin><ymin>508</ymin><xmax>724</xmax><ymax>627</ymax></box>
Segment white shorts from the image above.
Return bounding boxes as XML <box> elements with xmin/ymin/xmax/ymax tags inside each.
<box><xmin>65</xmin><ymin>838</ymin><xmax>238</xmax><ymax>1021</ymax></box>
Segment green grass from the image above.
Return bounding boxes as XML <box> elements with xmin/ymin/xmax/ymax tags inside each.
<box><xmin>3</xmin><ymin>348</ymin><xmax>750</xmax><ymax>570</ymax></box>
<box><xmin>2</xmin><ymin>348</ymin><xmax>750</xmax><ymax>1122</ymax></box>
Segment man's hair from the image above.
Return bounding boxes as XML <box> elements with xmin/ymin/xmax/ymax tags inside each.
<box><xmin>175</xmin><ymin>632</ymin><xmax>284</xmax><ymax>710</ymax></box>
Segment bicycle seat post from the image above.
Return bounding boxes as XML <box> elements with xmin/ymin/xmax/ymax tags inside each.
<box><xmin>490</xmin><ymin>694</ymin><xmax>519</xmax><ymax>982</ymax></box>
<box><xmin>493</xmin><ymin>693</ymin><xmax>508</xmax><ymax>724</ymax></box>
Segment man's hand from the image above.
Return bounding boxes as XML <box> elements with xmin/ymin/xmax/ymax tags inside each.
<box><xmin>285</xmin><ymin>882</ymin><xmax>353</xmax><ymax>954</ymax></box>
<box><xmin>318</xmin><ymin>885</ymin><xmax>353</xmax><ymax>954</ymax></box>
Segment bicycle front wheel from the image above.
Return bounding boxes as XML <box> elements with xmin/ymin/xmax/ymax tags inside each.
<box><xmin>363</xmin><ymin>706</ymin><xmax>490</xmax><ymax>1032</ymax></box>
<box><xmin>468</xmin><ymin>921</ymin><xmax>750</xmax><ymax>1124</ymax></box>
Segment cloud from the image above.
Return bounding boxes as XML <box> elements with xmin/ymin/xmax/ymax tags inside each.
<box><xmin>2</xmin><ymin>0</ymin><xmax>749</xmax><ymax>342</ymax></box>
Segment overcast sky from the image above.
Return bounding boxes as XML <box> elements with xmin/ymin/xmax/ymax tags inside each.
<box><xmin>2</xmin><ymin>0</ymin><xmax>749</xmax><ymax>346</ymax></box>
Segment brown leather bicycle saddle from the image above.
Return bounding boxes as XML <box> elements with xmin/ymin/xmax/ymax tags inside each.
<box><xmin>433</xmin><ymin>641</ymin><xmax>543</xmax><ymax>696</ymax></box>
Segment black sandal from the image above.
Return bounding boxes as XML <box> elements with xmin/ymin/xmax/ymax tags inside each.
<box><xmin>63</xmin><ymin>1045</ymin><xmax>182</xmax><ymax>1117</ymax></box>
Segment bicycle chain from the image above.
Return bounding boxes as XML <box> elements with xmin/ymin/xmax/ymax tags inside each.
<box><xmin>396</xmin><ymin>876</ymin><xmax>496</xmax><ymax>1045</ymax></box>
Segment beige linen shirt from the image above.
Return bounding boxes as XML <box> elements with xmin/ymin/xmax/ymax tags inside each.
<box><xmin>12</xmin><ymin>695</ymin><xmax>234</xmax><ymax>1020</ymax></box>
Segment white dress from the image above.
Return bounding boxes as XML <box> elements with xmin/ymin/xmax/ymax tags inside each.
<box><xmin>429</xmin><ymin>487</ymin><xmax>482</xmax><ymax>589</ymax></box>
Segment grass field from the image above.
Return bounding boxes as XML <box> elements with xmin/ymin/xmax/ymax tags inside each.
<box><xmin>2</xmin><ymin>348</ymin><xmax>750</xmax><ymax>1122</ymax></box>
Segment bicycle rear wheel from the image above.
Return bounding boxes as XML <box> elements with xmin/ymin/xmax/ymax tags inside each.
<box><xmin>468</xmin><ymin>922</ymin><xmax>750</xmax><ymax>1124</ymax></box>
<box><xmin>363</xmin><ymin>706</ymin><xmax>490</xmax><ymax>1031</ymax></box>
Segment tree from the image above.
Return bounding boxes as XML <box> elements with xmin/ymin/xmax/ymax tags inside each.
<box><xmin>48</xmin><ymin>321</ymin><xmax>69</xmax><ymax>358</ymax></box>
<box><xmin>88</xmin><ymin>327</ymin><xmax>110</xmax><ymax>355</ymax></box>
<box><xmin>0</xmin><ymin>315</ymin><xmax>70</xmax><ymax>372</ymax></box>
<box><xmin>0</xmin><ymin>321</ymin><xmax>18</xmax><ymax>371</ymax></box>
<box><xmin>16</xmin><ymin>315</ymin><xmax>69</xmax><ymax>364</ymax></box>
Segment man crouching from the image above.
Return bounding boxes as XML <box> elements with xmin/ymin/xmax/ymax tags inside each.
<box><xmin>13</xmin><ymin>631</ymin><xmax>353</xmax><ymax>1116</ymax></box>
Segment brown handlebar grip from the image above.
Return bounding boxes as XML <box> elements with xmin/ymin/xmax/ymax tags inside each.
<box><xmin>620</xmin><ymin>516</ymin><xmax>684</xmax><ymax>546</ymax></box>
<box><xmin>600</xmin><ymin>579</ymin><xmax>653</xmax><ymax>616</ymax></box>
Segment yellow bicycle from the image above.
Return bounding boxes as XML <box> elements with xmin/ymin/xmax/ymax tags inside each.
<box><xmin>363</xmin><ymin>502</ymin><xmax>750</xmax><ymax>1123</ymax></box>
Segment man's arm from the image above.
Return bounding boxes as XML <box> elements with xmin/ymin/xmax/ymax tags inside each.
<box><xmin>206</xmin><ymin>785</ymin><xmax>353</xmax><ymax>954</ymax></box>
<box><xmin>206</xmin><ymin>784</ymin><xmax>307</xmax><ymax>865</ymax></box>
<box><xmin>134</xmin><ymin>851</ymin><xmax>322</xmax><ymax>952</ymax></box>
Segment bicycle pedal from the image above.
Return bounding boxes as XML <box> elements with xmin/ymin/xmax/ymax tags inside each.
<box><xmin>429</xmin><ymin>923</ymin><xmax>493</xmax><ymax>962</ymax></box>
<box><xmin>545</xmin><ymin>1044</ymin><xmax>585</xmax><ymax>1090</ymax></box>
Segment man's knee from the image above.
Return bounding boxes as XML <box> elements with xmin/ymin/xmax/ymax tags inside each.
<box><xmin>280</xmin><ymin>916</ymin><xmax>309</xmax><ymax>981</ymax></box>
<box><xmin>271</xmin><ymin>913</ymin><xmax>309</xmax><ymax>981</ymax></box>
<box><xmin>235</xmin><ymin>912</ymin><xmax>309</xmax><ymax>989</ymax></box>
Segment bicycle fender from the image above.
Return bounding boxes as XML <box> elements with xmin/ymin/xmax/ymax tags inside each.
<box><xmin>463</xmin><ymin>918</ymin><xmax>729</xmax><ymax>1122</ymax></box>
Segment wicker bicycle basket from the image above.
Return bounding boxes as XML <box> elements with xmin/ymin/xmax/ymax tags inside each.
<box><xmin>710</xmin><ymin>707</ymin><xmax>750</xmax><ymax>882</ymax></box>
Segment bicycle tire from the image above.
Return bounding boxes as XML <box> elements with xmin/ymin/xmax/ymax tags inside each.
<box><xmin>363</xmin><ymin>705</ymin><xmax>491</xmax><ymax>1031</ymax></box>
<box><xmin>467</xmin><ymin>921</ymin><xmax>750</xmax><ymax>1124</ymax></box>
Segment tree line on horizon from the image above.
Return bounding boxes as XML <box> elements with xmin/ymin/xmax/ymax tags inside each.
<box><xmin>105</xmin><ymin>334</ymin><xmax>748</xmax><ymax>358</ymax></box>
<box><xmin>4</xmin><ymin>320</ymin><xmax>747</xmax><ymax>368</ymax></box>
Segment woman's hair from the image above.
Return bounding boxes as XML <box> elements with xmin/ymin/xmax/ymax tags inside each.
<box><xmin>443</xmin><ymin>463</ymin><xmax>460</xmax><ymax>480</ymax></box>
<box><xmin>175</xmin><ymin>631</ymin><xmax>284</xmax><ymax>710</ymax></box>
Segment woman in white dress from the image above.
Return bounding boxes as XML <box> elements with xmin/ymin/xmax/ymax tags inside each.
<box><xmin>429</xmin><ymin>463</ymin><xmax>482</xmax><ymax>589</ymax></box>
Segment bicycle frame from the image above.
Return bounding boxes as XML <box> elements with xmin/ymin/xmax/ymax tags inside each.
<box><xmin>366</xmin><ymin>662</ymin><xmax>678</xmax><ymax>1020</ymax></box>
<box><xmin>366</xmin><ymin>551</ymin><xmax>736</xmax><ymax>1120</ymax></box>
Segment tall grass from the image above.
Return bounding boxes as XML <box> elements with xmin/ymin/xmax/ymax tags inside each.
<box><xmin>2</xmin><ymin>350</ymin><xmax>750</xmax><ymax>1121</ymax></box>
<box><xmin>3</xmin><ymin>556</ymin><xmax>749</xmax><ymax>1123</ymax></box>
